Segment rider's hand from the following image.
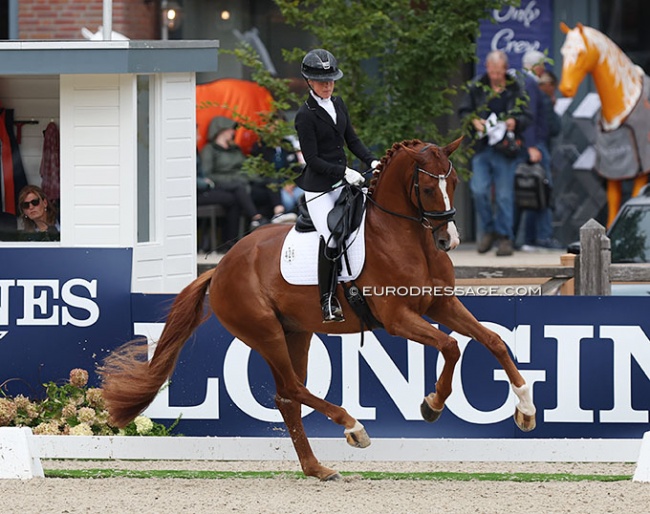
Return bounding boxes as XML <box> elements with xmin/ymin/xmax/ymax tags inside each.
<box><xmin>370</xmin><ymin>160</ymin><xmax>381</xmax><ymax>170</ymax></box>
<box><xmin>344</xmin><ymin>167</ymin><xmax>365</xmax><ymax>186</ymax></box>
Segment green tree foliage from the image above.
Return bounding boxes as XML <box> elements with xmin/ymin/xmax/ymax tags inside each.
<box><xmin>274</xmin><ymin>0</ymin><xmax>518</xmax><ymax>164</ymax></box>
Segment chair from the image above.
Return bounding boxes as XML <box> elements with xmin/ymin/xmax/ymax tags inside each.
<box><xmin>197</xmin><ymin>204</ymin><xmax>226</xmax><ymax>252</ymax></box>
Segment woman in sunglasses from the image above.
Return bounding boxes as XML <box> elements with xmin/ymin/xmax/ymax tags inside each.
<box><xmin>17</xmin><ymin>185</ymin><xmax>60</xmax><ymax>241</ymax></box>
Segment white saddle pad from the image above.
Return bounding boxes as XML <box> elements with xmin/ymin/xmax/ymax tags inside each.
<box><xmin>280</xmin><ymin>213</ymin><xmax>366</xmax><ymax>285</ymax></box>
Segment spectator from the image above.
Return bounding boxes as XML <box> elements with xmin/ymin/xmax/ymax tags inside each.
<box><xmin>17</xmin><ymin>185</ymin><xmax>60</xmax><ymax>241</ymax></box>
<box><xmin>200</xmin><ymin>116</ymin><xmax>268</xmax><ymax>230</ymax></box>
<box><xmin>250</xmin><ymin>117</ymin><xmax>304</xmax><ymax>222</ymax></box>
<box><xmin>518</xmin><ymin>50</ymin><xmax>562</xmax><ymax>250</ymax></box>
<box><xmin>458</xmin><ymin>50</ymin><xmax>531</xmax><ymax>256</ymax></box>
<box><xmin>197</xmin><ymin>149</ymin><xmax>242</xmax><ymax>253</ymax></box>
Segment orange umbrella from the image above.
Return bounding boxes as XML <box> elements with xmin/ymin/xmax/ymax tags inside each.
<box><xmin>196</xmin><ymin>79</ymin><xmax>273</xmax><ymax>155</ymax></box>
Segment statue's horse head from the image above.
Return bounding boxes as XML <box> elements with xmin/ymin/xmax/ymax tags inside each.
<box><xmin>558</xmin><ymin>22</ymin><xmax>597</xmax><ymax>98</ymax></box>
<box><xmin>559</xmin><ymin>21</ymin><xmax>643</xmax><ymax>130</ymax></box>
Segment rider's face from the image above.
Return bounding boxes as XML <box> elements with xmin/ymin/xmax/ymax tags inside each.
<box><xmin>309</xmin><ymin>80</ymin><xmax>335</xmax><ymax>99</ymax></box>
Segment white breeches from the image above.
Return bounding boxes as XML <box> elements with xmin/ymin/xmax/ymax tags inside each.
<box><xmin>304</xmin><ymin>188</ymin><xmax>343</xmax><ymax>248</ymax></box>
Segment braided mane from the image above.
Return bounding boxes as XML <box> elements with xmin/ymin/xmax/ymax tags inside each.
<box><xmin>368</xmin><ymin>139</ymin><xmax>425</xmax><ymax>197</ymax></box>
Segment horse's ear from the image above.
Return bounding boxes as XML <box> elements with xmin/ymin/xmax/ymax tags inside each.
<box><xmin>560</xmin><ymin>21</ymin><xmax>570</xmax><ymax>34</ymax></box>
<box><xmin>443</xmin><ymin>136</ymin><xmax>463</xmax><ymax>157</ymax></box>
<box><xmin>576</xmin><ymin>22</ymin><xmax>584</xmax><ymax>33</ymax></box>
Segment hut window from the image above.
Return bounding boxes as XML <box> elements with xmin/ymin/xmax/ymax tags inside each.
<box><xmin>136</xmin><ymin>75</ymin><xmax>154</xmax><ymax>243</ymax></box>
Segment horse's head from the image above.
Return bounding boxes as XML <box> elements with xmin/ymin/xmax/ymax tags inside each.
<box><xmin>384</xmin><ymin>137</ymin><xmax>462</xmax><ymax>252</ymax></box>
<box><xmin>559</xmin><ymin>22</ymin><xmax>598</xmax><ymax>98</ymax></box>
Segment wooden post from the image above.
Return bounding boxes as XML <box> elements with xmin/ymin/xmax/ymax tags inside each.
<box><xmin>560</xmin><ymin>253</ymin><xmax>576</xmax><ymax>295</ymax></box>
<box><xmin>578</xmin><ymin>219</ymin><xmax>611</xmax><ymax>295</ymax></box>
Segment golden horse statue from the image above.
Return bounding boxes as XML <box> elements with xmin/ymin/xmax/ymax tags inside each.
<box><xmin>559</xmin><ymin>22</ymin><xmax>650</xmax><ymax>227</ymax></box>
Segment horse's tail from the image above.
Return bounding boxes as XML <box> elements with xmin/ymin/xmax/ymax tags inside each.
<box><xmin>99</xmin><ymin>269</ymin><xmax>215</xmax><ymax>427</ymax></box>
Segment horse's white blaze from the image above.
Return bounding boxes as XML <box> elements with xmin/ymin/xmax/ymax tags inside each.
<box><xmin>512</xmin><ymin>383</ymin><xmax>536</xmax><ymax>416</ymax></box>
<box><xmin>438</xmin><ymin>177</ymin><xmax>460</xmax><ymax>249</ymax></box>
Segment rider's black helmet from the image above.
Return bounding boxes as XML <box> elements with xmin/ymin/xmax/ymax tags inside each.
<box><xmin>301</xmin><ymin>49</ymin><xmax>343</xmax><ymax>81</ymax></box>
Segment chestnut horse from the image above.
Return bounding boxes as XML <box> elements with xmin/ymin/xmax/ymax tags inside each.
<box><xmin>100</xmin><ymin>138</ymin><xmax>536</xmax><ymax>480</ymax></box>
<box><xmin>559</xmin><ymin>21</ymin><xmax>649</xmax><ymax>226</ymax></box>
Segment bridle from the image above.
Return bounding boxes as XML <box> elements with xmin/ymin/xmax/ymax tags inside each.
<box><xmin>364</xmin><ymin>148</ymin><xmax>457</xmax><ymax>234</ymax></box>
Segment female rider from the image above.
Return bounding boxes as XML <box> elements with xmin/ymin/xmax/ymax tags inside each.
<box><xmin>294</xmin><ymin>49</ymin><xmax>379</xmax><ymax>323</ymax></box>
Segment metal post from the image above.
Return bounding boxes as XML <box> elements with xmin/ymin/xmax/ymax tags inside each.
<box><xmin>102</xmin><ymin>0</ymin><xmax>113</xmax><ymax>40</ymax></box>
<box><xmin>161</xmin><ymin>0</ymin><xmax>169</xmax><ymax>40</ymax></box>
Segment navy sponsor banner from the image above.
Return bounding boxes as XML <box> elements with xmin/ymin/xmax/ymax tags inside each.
<box><xmin>0</xmin><ymin>248</ymin><xmax>132</xmax><ymax>396</ymax></box>
<box><xmin>133</xmin><ymin>294</ymin><xmax>650</xmax><ymax>440</ymax></box>
<box><xmin>476</xmin><ymin>0</ymin><xmax>553</xmax><ymax>76</ymax></box>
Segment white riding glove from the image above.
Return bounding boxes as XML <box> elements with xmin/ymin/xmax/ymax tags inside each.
<box><xmin>344</xmin><ymin>167</ymin><xmax>365</xmax><ymax>186</ymax></box>
<box><xmin>370</xmin><ymin>160</ymin><xmax>381</xmax><ymax>170</ymax></box>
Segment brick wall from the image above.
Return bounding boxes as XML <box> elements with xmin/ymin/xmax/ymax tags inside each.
<box><xmin>19</xmin><ymin>0</ymin><xmax>159</xmax><ymax>40</ymax></box>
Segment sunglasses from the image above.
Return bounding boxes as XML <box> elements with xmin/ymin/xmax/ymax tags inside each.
<box><xmin>21</xmin><ymin>198</ymin><xmax>41</xmax><ymax>210</ymax></box>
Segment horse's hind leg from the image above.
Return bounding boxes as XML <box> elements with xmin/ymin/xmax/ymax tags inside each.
<box><xmin>429</xmin><ymin>297</ymin><xmax>536</xmax><ymax>431</ymax></box>
<box><xmin>273</xmin><ymin>331</ymin><xmax>341</xmax><ymax>481</ymax></box>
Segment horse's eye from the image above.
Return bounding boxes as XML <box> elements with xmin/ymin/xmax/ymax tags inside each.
<box><xmin>423</xmin><ymin>188</ymin><xmax>434</xmax><ymax>195</ymax></box>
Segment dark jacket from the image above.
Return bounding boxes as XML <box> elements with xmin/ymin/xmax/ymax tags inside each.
<box><xmin>457</xmin><ymin>71</ymin><xmax>532</xmax><ymax>152</ymax></box>
<box><xmin>199</xmin><ymin>116</ymin><xmax>247</xmax><ymax>187</ymax></box>
<box><xmin>294</xmin><ymin>94</ymin><xmax>375</xmax><ymax>192</ymax></box>
<box><xmin>520</xmin><ymin>71</ymin><xmax>548</xmax><ymax>151</ymax></box>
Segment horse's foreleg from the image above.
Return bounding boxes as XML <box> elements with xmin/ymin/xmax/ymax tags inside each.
<box><xmin>381</xmin><ymin>308</ymin><xmax>461</xmax><ymax>424</ymax></box>
<box><xmin>429</xmin><ymin>297</ymin><xmax>536</xmax><ymax>432</ymax></box>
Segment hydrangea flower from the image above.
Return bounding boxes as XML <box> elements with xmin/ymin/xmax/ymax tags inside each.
<box><xmin>134</xmin><ymin>415</ymin><xmax>154</xmax><ymax>435</ymax></box>
<box><xmin>0</xmin><ymin>398</ymin><xmax>17</xmax><ymax>426</ymax></box>
<box><xmin>32</xmin><ymin>420</ymin><xmax>61</xmax><ymax>435</ymax></box>
<box><xmin>69</xmin><ymin>422</ymin><xmax>93</xmax><ymax>436</ymax></box>
<box><xmin>77</xmin><ymin>406</ymin><xmax>96</xmax><ymax>425</ymax></box>
<box><xmin>69</xmin><ymin>368</ymin><xmax>89</xmax><ymax>388</ymax></box>
<box><xmin>85</xmin><ymin>388</ymin><xmax>105</xmax><ymax>409</ymax></box>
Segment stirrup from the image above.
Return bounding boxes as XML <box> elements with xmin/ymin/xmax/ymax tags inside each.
<box><xmin>321</xmin><ymin>294</ymin><xmax>345</xmax><ymax>323</ymax></box>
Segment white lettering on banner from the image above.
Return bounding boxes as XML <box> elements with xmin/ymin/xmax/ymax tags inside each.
<box><xmin>492</xmin><ymin>28</ymin><xmax>540</xmax><ymax>54</ymax></box>
<box><xmin>223</xmin><ymin>337</ymin><xmax>331</xmax><ymax>422</ymax></box>
<box><xmin>443</xmin><ymin>323</ymin><xmax>546</xmax><ymax>424</ymax></box>
<box><xmin>0</xmin><ymin>278</ymin><xmax>100</xmax><ymax>327</ymax></box>
<box><xmin>137</xmin><ymin>322</ymin><xmax>221</xmax><ymax>420</ymax></box>
<box><xmin>544</xmin><ymin>326</ymin><xmax>594</xmax><ymax>422</ymax></box>
<box><xmin>600</xmin><ymin>326</ymin><xmax>650</xmax><ymax>423</ymax></box>
<box><xmin>17</xmin><ymin>279</ymin><xmax>59</xmax><ymax>325</ymax></box>
<box><xmin>490</xmin><ymin>1</ymin><xmax>543</xmax><ymax>55</ymax></box>
<box><xmin>61</xmin><ymin>279</ymin><xmax>100</xmax><ymax>327</ymax></box>
<box><xmin>493</xmin><ymin>1</ymin><xmax>540</xmax><ymax>28</ymax></box>
<box><xmin>0</xmin><ymin>331</ymin><xmax>7</xmax><ymax>340</ymax></box>
<box><xmin>0</xmin><ymin>280</ymin><xmax>12</xmax><ymax>325</ymax></box>
<box><xmin>134</xmin><ymin>321</ymin><xmax>650</xmax><ymax>425</ymax></box>
<box><xmin>340</xmin><ymin>334</ymin><xmax>425</xmax><ymax>420</ymax></box>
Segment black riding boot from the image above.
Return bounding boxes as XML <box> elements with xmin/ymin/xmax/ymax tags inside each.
<box><xmin>318</xmin><ymin>238</ymin><xmax>345</xmax><ymax>323</ymax></box>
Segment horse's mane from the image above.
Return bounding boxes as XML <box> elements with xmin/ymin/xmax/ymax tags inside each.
<box><xmin>368</xmin><ymin>139</ymin><xmax>425</xmax><ymax>197</ymax></box>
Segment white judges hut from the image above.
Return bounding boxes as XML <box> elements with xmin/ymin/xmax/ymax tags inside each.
<box><xmin>0</xmin><ymin>40</ymin><xmax>219</xmax><ymax>293</ymax></box>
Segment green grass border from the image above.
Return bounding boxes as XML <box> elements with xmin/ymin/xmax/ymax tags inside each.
<box><xmin>45</xmin><ymin>469</ymin><xmax>632</xmax><ymax>482</ymax></box>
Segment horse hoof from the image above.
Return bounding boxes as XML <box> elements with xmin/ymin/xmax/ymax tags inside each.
<box><xmin>344</xmin><ymin>421</ymin><xmax>371</xmax><ymax>448</ymax></box>
<box><xmin>514</xmin><ymin>407</ymin><xmax>536</xmax><ymax>432</ymax></box>
<box><xmin>420</xmin><ymin>400</ymin><xmax>444</xmax><ymax>423</ymax></box>
<box><xmin>321</xmin><ymin>471</ymin><xmax>343</xmax><ymax>482</ymax></box>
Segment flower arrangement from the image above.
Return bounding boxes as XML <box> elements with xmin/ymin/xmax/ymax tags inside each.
<box><xmin>0</xmin><ymin>368</ymin><xmax>179</xmax><ymax>436</ymax></box>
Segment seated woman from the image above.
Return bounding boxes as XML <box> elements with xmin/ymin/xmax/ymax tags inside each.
<box><xmin>18</xmin><ymin>185</ymin><xmax>60</xmax><ymax>242</ymax></box>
